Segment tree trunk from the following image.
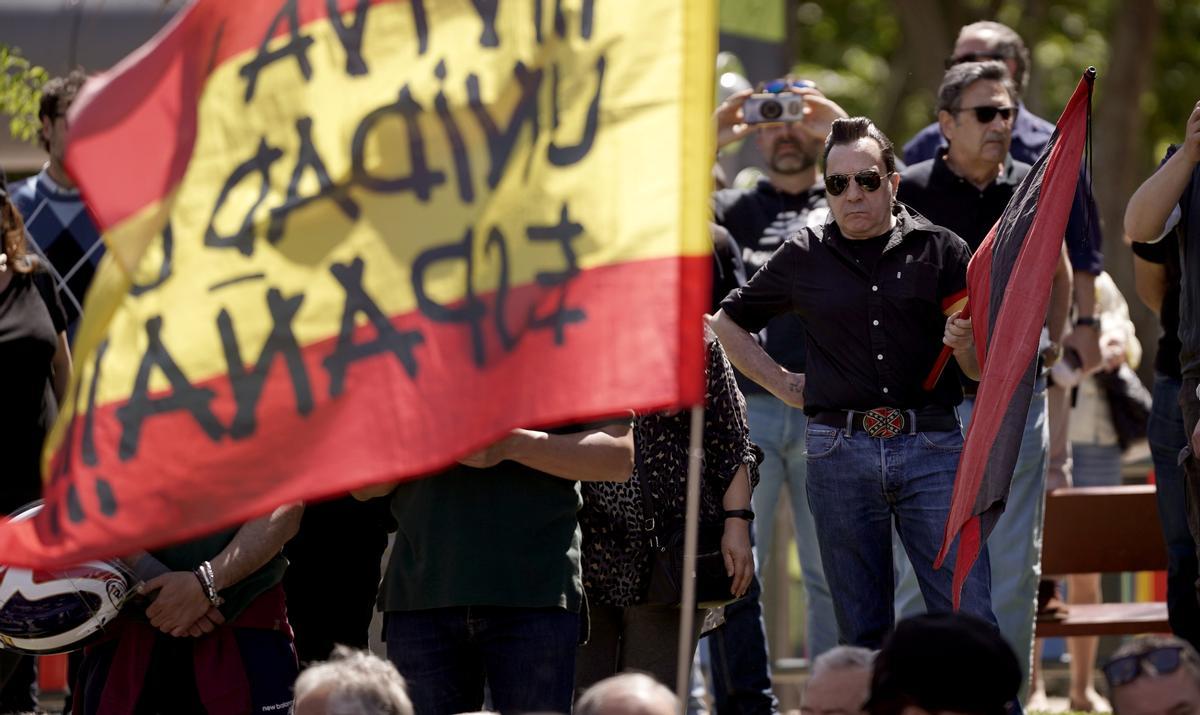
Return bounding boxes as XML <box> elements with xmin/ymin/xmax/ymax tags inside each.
<box><xmin>893</xmin><ymin>0</ymin><xmax>954</xmax><ymax>101</ymax></box>
<box><xmin>1092</xmin><ymin>0</ymin><xmax>1160</xmax><ymax>382</ymax></box>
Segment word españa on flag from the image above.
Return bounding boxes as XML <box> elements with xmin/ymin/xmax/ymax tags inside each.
<box><xmin>48</xmin><ymin>0</ymin><xmax>613</xmax><ymax>537</ymax></box>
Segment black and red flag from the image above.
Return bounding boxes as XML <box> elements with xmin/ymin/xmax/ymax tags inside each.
<box><xmin>933</xmin><ymin>69</ymin><xmax>1096</xmax><ymax>607</ymax></box>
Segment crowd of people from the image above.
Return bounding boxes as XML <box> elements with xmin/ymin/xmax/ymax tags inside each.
<box><xmin>0</xmin><ymin>14</ymin><xmax>1198</xmax><ymax>715</ymax></box>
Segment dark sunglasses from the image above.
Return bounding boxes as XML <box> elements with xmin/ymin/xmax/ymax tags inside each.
<box><xmin>824</xmin><ymin>170</ymin><xmax>890</xmax><ymax>197</ymax></box>
<box><xmin>762</xmin><ymin>78</ymin><xmax>815</xmax><ymax>94</ymax></box>
<box><xmin>1103</xmin><ymin>646</ymin><xmax>1186</xmax><ymax>687</ymax></box>
<box><xmin>944</xmin><ymin>51</ymin><xmax>1007</xmax><ymax>69</ymax></box>
<box><xmin>956</xmin><ymin>105</ymin><xmax>1016</xmax><ymax>124</ymax></box>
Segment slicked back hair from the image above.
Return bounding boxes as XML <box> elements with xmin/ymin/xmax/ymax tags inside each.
<box><xmin>822</xmin><ymin>117</ymin><xmax>896</xmax><ymax>176</ymax></box>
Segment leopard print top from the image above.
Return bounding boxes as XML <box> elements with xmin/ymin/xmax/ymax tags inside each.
<box><xmin>579</xmin><ymin>339</ymin><xmax>761</xmax><ymax>607</ymax></box>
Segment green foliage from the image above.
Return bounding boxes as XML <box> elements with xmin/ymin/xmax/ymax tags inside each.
<box><xmin>782</xmin><ymin>0</ymin><xmax>1200</xmax><ymax>165</ymax></box>
<box><xmin>0</xmin><ymin>44</ymin><xmax>49</xmax><ymax>146</ymax></box>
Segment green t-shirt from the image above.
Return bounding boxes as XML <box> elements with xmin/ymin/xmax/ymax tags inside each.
<box><xmin>152</xmin><ymin>529</ymin><xmax>288</xmax><ymax>621</ymax></box>
<box><xmin>380</xmin><ymin>460</ymin><xmax>584</xmax><ymax>613</ymax></box>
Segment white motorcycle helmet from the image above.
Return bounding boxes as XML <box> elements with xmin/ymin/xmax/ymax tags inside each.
<box><xmin>0</xmin><ymin>501</ymin><xmax>131</xmax><ymax>654</ymax></box>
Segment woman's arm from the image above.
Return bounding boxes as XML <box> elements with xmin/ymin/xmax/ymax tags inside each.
<box><xmin>51</xmin><ymin>331</ymin><xmax>71</xmax><ymax>406</ymax></box>
<box><xmin>721</xmin><ymin>464</ymin><xmax>754</xmax><ymax>598</ymax></box>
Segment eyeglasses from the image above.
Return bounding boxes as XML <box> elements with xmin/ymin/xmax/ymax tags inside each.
<box><xmin>762</xmin><ymin>78</ymin><xmax>815</xmax><ymax>94</ymax></box>
<box><xmin>944</xmin><ymin>51</ymin><xmax>1008</xmax><ymax>69</ymax></box>
<box><xmin>824</xmin><ymin>169</ymin><xmax>891</xmax><ymax>197</ymax></box>
<box><xmin>1103</xmin><ymin>646</ymin><xmax>1186</xmax><ymax>687</ymax></box>
<box><xmin>956</xmin><ymin>105</ymin><xmax>1016</xmax><ymax>124</ymax></box>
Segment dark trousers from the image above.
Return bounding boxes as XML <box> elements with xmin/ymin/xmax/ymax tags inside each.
<box><xmin>385</xmin><ymin>606</ymin><xmax>578</xmax><ymax>715</ymax></box>
<box><xmin>1181</xmin><ymin>377</ymin><xmax>1200</xmax><ymax>615</ymax></box>
<box><xmin>282</xmin><ymin>495</ymin><xmax>391</xmax><ymax>665</ymax></box>
<box><xmin>72</xmin><ymin>626</ymin><xmax>297</xmax><ymax>715</ymax></box>
<box><xmin>575</xmin><ymin>603</ymin><xmax>703</xmax><ymax>697</ymax></box>
<box><xmin>706</xmin><ymin>531</ymin><xmax>778</xmax><ymax>715</ymax></box>
<box><xmin>0</xmin><ymin>652</ymin><xmax>34</xmax><ymax>713</ymax></box>
<box><xmin>1151</xmin><ymin>375</ymin><xmax>1200</xmax><ymax>649</ymax></box>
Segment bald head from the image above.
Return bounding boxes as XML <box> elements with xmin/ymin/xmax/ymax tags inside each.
<box><xmin>802</xmin><ymin>646</ymin><xmax>873</xmax><ymax>715</ymax></box>
<box><xmin>576</xmin><ymin>673</ymin><xmax>677</xmax><ymax>715</ymax></box>
<box><xmin>954</xmin><ymin>21</ymin><xmax>1030</xmax><ymax>93</ymax></box>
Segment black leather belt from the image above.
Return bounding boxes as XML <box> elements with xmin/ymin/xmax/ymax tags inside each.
<box><xmin>811</xmin><ymin>407</ymin><xmax>959</xmax><ymax>439</ymax></box>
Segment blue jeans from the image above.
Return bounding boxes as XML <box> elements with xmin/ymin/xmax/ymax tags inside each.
<box><xmin>706</xmin><ymin>566</ymin><xmax>779</xmax><ymax>715</ymax></box>
<box><xmin>806</xmin><ymin>423</ymin><xmax>997</xmax><ymax>648</ymax></box>
<box><xmin>894</xmin><ymin>386</ymin><xmax>1047</xmax><ymax>698</ymax></box>
<box><xmin>745</xmin><ymin>394</ymin><xmax>837</xmax><ymax>657</ymax></box>
<box><xmin>1071</xmin><ymin>442</ymin><xmax>1122</xmax><ymax>487</ymax></box>
<box><xmin>384</xmin><ymin>606</ymin><xmax>578</xmax><ymax>715</ymax></box>
<box><xmin>1149</xmin><ymin>374</ymin><xmax>1200</xmax><ymax>649</ymax></box>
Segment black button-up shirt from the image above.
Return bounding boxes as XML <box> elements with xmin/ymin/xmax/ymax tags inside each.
<box><xmin>897</xmin><ymin>154</ymin><xmax>1030</xmax><ymax>251</ymax></box>
<box><xmin>713</xmin><ymin>179</ymin><xmax>829</xmax><ymax>386</ymax></box>
<box><xmin>720</xmin><ymin>206</ymin><xmax>971</xmax><ymax>415</ymax></box>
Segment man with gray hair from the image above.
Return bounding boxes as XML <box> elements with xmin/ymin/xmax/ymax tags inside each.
<box><xmin>903</xmin><ymin>19</ymin><xmax>1106</xmax><ymax>499</ymax></box>
<box><xmin>293</xmin><ymin>646</ymin><xmax>414</xmax><ymax>715</ymax></box>
<box><xmin>1103</xmin><ymin>635</ymin><xmax>1200</xmax><ymax>715</ymax></box>
<box><xmin>575</xmin><ymin>672</ymin><xmax>677</xmax><ymax>715</ymax></box>
<box><xmin>801</xmin><ymin>646</ymin><xmax>874</xmax><ymax>715</ymax></box>
<box><xmin>894</xmin><ymin>60</ymin><xmax>1071</xmax><ymax>700</ymax></box>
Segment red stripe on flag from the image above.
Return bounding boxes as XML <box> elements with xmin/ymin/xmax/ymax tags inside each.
<box><xmin>968</xmin><ymin>234</ymin><xmax>995</xmax><ymax>366</ymax></box>
<box><xmin>1</xmin><ymin>255</ymin><xmax>708</xmax><ymax>568</ymax></box>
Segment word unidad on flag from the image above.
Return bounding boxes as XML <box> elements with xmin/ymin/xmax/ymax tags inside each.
<box><xmin>6</xmin><ymin>0</ymin><xmax>711</xmax><ymax>567</ymax></box>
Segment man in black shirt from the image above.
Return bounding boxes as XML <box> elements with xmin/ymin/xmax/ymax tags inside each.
<box><xmin>711</xmin><ymin>79</ymin><xmax>848</xmax><ymax>664</ymax></box>
<box><xmin>1127</xmin><ymin>106</ymin><xmax>1200</xmax><ymax>646</ymax></box>
<box><xmin>713</xmin><ymin>117</ymin><xmax>997</xmax><ymax>648</ymax></box>
<box><xmin>895</xmin><ymin>61</ymin><xmax>1070</xmax><ymax>693</ymax></box>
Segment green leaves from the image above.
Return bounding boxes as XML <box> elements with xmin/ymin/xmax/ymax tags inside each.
<box><xmin>0</xmin><ymin>44</ymin><xmax>49</xmax><ymax>146</ymax></box>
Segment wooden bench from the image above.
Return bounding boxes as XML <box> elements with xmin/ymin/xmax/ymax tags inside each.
<box><xmin>1035</xmin><ymin>485</ymin><xmax>1170</xmax><ymax>637</ymax></box>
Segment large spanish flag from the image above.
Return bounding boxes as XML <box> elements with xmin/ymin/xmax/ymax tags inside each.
<box><xmin>0</xmin><ymin>0</ymin><xmax>714</xmax><ymax>567</ymax></box>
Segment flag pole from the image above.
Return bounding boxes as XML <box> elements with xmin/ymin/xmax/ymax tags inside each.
<box><xmin>922</xmin><ymin>302</ymin><xmax>973</xmax><ymax>391</ymax></box>
<box><xmin>674</xmin><ymin>404</ymin><xmax>705</xmax><ymax>712</ymax></box>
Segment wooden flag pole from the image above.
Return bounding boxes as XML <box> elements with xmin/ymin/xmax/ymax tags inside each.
<box><xmin>674</xmin><ymin>405</ymin><xmax>705</xmax><ymax>712</ymax></box>
<box><xmin>922</xmin><ymin>302</ymin><xmax>972</xmax><ymax>391</ymax></box>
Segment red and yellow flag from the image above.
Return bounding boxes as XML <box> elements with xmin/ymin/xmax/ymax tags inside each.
<box><xmin>0</xmin><ymin>0</ymin><xmax>714</xmax><ymax>567</ymax></box>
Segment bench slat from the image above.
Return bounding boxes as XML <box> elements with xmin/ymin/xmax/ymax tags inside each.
<box><xmin>1036</xmin><ymin>602</ymin><xmax>1169</xmax><ymax>637</ymax></box>
<box><xmin>1040</xmin><ymin>485</ymin><xmax>1168</xmax><ymax>575</ymax></box>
